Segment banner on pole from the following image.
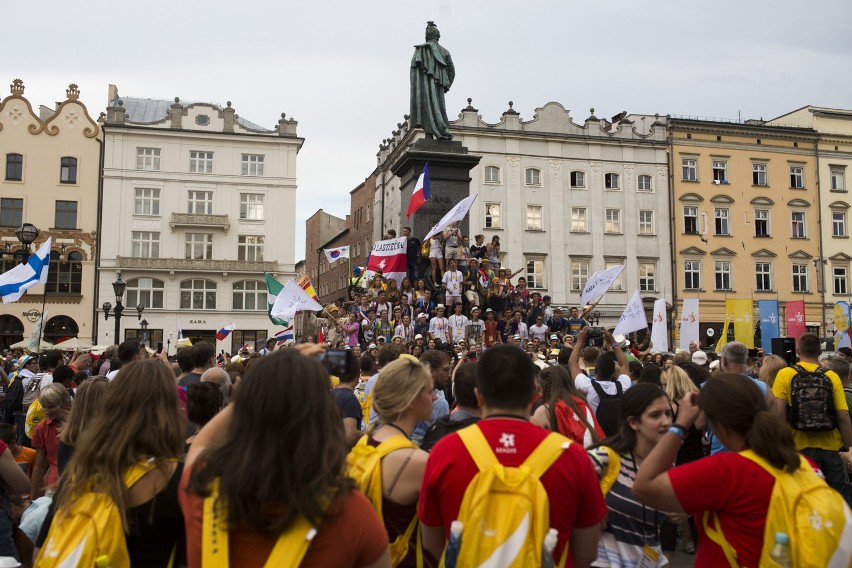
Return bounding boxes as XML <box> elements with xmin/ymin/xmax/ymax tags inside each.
<box><xmin>679</xmin><ymin>299</ymin><xmax>700</xmax><ymax>350</ymax></box>
<box><xmin>785</xmin><ymin>300</ymin><xmax>806</xmax><ymax>344</ymax></box>
<box><xmin>759</xmin><ymin>300</ymin><xmax>780</xmax><ymax>353</ymax></box>
<box><xmin>650</xmin><ymin>298</ymin><xmax>669</xmax><ymax>353</ymax></box>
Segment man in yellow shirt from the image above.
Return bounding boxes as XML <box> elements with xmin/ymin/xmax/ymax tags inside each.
<box><xmin>771</xmin><ymin>333</ymin><xmax>852</xmax><ymax>505</ymax></box>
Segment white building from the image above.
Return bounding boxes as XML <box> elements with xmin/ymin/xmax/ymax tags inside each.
<box><xmin>98</xmin><ymin>85</ymin><xmax>302</xmax><ymax>353</ymax></box>
<box><xmin>375</xmin><ymin>101</ymin><xmax>672</xmax><ymax>324</ymax></box>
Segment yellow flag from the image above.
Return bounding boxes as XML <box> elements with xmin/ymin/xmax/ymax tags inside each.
<box><xmin>716</xmin><ymin>299</ymin><xmax>753</xmax><ymax>353</ymax></box>
<box><xmin>715</xmin><ymin>314</ymin><xmax>731</xmax><ymax>353</ymax></box>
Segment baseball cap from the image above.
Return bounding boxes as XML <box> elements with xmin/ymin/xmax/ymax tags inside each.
<box><xmin>485</xmin><ymin>308</ymin><xmax>494</xmax><ymax>313</ymax></box>
<box><xmin>436</xmin><ymin>304</ymin><xmax>445</xmax><ymax>309</ymax></box>
<box><xmin>17</xmin><ymin>355</ymin><xmax>34</xmax><ymax>369</ymax></box>
<box><xmin>471</xmin><ymin>306</ymin><xmax>480</xmax><ymax>312</ymax></box>
<box><xmin>417</xmin><ymin>312</ymin><xmax>428</xmax><ymax>319</ymax></box>
<box><xmin>368</xmin><ymin>343</ymin><xmax>377</xmax><ymax>349</ymax></box>
<box><xmin>513</xmin><ymin>334</ymin><xmax>521</xmax><ymax>340</ymax></box>
<box><xmin>550</xmin><ymin>334</ymin><xmax>558</xmax><ymax>340</ymax></box>
<box><xmin>414</xmin><ymin>334</ymin><xmax>423</xmax><ymax>340</ymax></box>
<box><xmin>692</xmin><ymin>350</ymin><xmax>708</xmax><ymax>365</ymax></box>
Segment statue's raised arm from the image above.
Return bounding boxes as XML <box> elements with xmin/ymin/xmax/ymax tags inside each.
<box><xmin>410</xmin><ymin>21</ymin><xmax>454</xmax><ymax>140</ymax></box>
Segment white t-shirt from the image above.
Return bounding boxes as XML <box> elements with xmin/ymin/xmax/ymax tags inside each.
<box><xmin>448</xmin><ymin>314</ymin><xmax>469</xmax><ymax>343</ymax></box>
<box><xmin>573</xmin><ymin>372</ymin><xmax>632</xmax><ymax>413</ymax></box>
<box><xmin>529</xmin><ymin>323</ymin><xmax>549</xmax><ymax>342</ymax></box>
<box><xmin>429</xmin><ymin>317</ymin><xmax>449</xmax><ymax>342</ymax></box>
<box><xmin>442</xmin><ymin>270</ymin><xmax>463</xmax><ymax>296</ymax></box>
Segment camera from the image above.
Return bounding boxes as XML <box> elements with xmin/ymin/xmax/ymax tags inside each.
<box><xmin>587</xmin><ymin>327</ymin><xmax>604</xmax><ymax>347</ymax></box>
<box><xmin>317</xmin><ymin>349</ymin><xmax>357</xmax><ymax>381</ymax></box>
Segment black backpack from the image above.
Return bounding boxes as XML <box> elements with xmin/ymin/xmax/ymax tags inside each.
<box><xmin>590</xmin><ymin>379</ymin><xmax>623</xmax><ymax>437</ymax></box>
<box><xmin>3</xmin><ymin>377</ymin><xmax>23</xmax><ymax>415</ymax></box>
<box><xmin>787</xmin><ymin>364</ymin><xmax>837</xmax><ymax>432</ymax></box>
<box><xmin>420</xmin><ymin>414</ymin><xmax>479</xmax><ymax>452</ymax></box>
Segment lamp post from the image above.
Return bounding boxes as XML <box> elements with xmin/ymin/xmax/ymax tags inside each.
<box><xmin>140</xmin><ymin>318</ymin><xmax>149</xmax><ymax>347</ymax></box>
<box><xmin>6</xmin><ymin>223</ymin><xmax>40</xmax><ymax>264</ymax></box>
<box><xmin>102</xmin><ymin>278</ymin><xmax>144</xmax><ymax>344</ymax></box>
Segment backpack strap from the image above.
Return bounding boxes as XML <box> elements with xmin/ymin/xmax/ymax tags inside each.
<box><xmin>123</xmin><ymin>458</ymin><xmax>174</xmax><ymax>488</ymax></box>
<box><xmin>701</xmin><ymin>510</ymin><xmax>741</xmax><ymax>568</ymax></box>
<box><xmin>522</xmin><ymin>432</ymin><xmax>570</xmax><ymax>479</ymax></box>
<box><xmin>597</xmin><ymin>446</ymin><xmax>622</xmax><ymax>495</ymax></box>
<box><xmin>457</xmin><ymin>425</ymin><xmax>498</xmax><ymax>472</ymax></box>
<box><xmin>589</xmin><ymin>379</ymin><xmax>622</xmax><ymax>399</ymax></box>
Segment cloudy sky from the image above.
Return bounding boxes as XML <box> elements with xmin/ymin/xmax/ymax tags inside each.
<box><xmin>10</xmin><ymin>0</ymin><xmax>852</xmax><ymax>262</ymax></box>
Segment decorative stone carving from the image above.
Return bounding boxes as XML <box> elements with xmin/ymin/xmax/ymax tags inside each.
<box><xmin>169</xmin><ymin>213</ymin><xmax>230</xmax><ymax>231</ymax></box>
<box><xmin>657</xmin><ymin>166</ymin><xmax>668</xmax><ymax>178</ymax></box>
<box><xmin>237</xmin><ymin>222</ymin><xmax>266</xmax><ymax>235</ymax></box>
<box><xmin>132</xmin><ymin>219</ymin><xmax>162</xmax><ymax>230</ymax></box>
<box><xmin>549</xmin><ymin>160</ymin><xmax>561</xmax><ymax>170</ymax></box>
<box><xmin>116</xmin><ymin>257</ymin><xmax>277</xmax><ymax>273</ymax></box>
<box><xmin>507</xmin><ymin>157</ymin><xmax>519</xmax><ymax>168</ymax></box>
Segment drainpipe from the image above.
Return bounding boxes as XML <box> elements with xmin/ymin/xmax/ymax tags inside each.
<box><xmin>93</xmin><ymin>133</ymin><xmax>105</xmax><ymax>343</ymax></box>
<box><xmin>813</xmin><ymin>133</ymin><xmax>827</xmax><ymax>338</ymax></box>
<box><xmin>667</xmin><ymin>126</ymin><xmax>678</xmax><ymax>350</ymax></box>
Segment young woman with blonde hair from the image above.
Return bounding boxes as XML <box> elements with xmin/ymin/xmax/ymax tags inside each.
<box><xmin>757</xmin><ymin>354</ymin><xmax>786</xmax><ymax>389</ymax></box>
<box><xmin>56</xmin><ymin>376</ymin><xmax>108</xmax><ymax>475</ymax></box>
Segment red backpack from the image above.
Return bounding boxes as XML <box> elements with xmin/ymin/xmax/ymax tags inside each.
<box><xmin>553</xmin><ymin>397</ymin><xmax>604</xmax><ymax>447</ymax></box>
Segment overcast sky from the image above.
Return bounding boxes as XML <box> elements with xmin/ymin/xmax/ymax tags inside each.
<box><xmin>10</xmin><ymin>0</ymin><xmax>852</xmax><ymax>263</ymax></box>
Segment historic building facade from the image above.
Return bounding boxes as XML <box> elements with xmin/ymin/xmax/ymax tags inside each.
<box><xmin>99</xmin><ymin>85</ymin><xmax>301</xmax><ymax>353</ymax></box>
<box><xmin>0</xmin><ymin>80</ymin><xmax>102</xmax><ymax>347</ymax></box>
<box><xmin>669</xmin><ymin>119</ymin><xmax>822</xmax><ymax>346</ymax></box>
<box><xmin>374</xmin><ymin>102</ymin><xmax>672</xmax><ymax>324</ymax></box>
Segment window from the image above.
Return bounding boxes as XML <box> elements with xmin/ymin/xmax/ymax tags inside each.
<box><xmin>525</xmin><ymin>168</ymin><xmax>541</xmax><ymax>186</ymax></box>
<box><xmin>792</xmin><ymin>264</ymin><xmax>809</xmax><ymax>292</ymax></box>
<box><xmin>241</xmin><ymin>154</ymin><xmax>264</xmax><ymax>176</ymax></box>
<box><xmin>233</xmin><ymin>280</ymin><xmax>266</xmax><ymax>311</ymax></box>
<box><xmin>570</xmin><ymin>171</ymin><xmax>585</xmax><ymax>188</ymax></box>
<box><xmin>54</xmin><ymin>200</ymin><xmax>77</xmax><ymax>229</ymax></box>
<box><xmin>683</xmin><ymin>206</ymin><xmax>698</xmax><ymax>234</ymax></box>
<box><xmin>126</xmin><ymin>277</ymin><xmax>164</xmax><ymax>309</ymax></box>
<box><xmin>136</xmin><ymin>148</ymin><xmax>161</xmax><ymax>171</ymax></box>
<box><xmin>131</xmin><ymin>231</ymin><xmax>160</xmax><ymax>257</ymax></box>
<box><xmin>638</xmin><ymin>210</ymin><xmax>655</xmax><ymax>235</ymax></box>
<box><xmin>187</xmin><ymin>190</ymin><xmax>213</xmax><ymax>215</ymax></box>
<box><xmin>526</xmin><ymin>205</ymin><xmax>542</xmax><ymax>230</ymax></box>
<box><xmin>60</xmin><ymin>157</ymin><xmax>77</xmax><ymax>183</ymax></box>
<box><xmin>755</xmin><ymin>209</ymin><xmax>770</xmax><ymax>237</ymax></box>
<box><xmin>134</xmin><ymin>188</ymin><xmax>160</xmax><ymax>215</ymax></box>
<box><xmin>238</xmin><ymin>235</ymin><xmax>265</xmax><ymax>261</ymax></box>
<box><xmin>714</xmin><ymin>208</ymin><xmax>730</xmax><ymax>235</ymax></box>
<box><xmin>833</xmin><ymin>211</ymin><xmax>847</xmax><ymax>237</ymax></box>
<box><xmin>682</xmin><ymin>158</ymin><xmax>697</xmax><ymax>181</ymax></box>
<box><xmin>239</xmin><ymin>193</ymin><xmax>265</xmax><ymax>220</ymax></box>
<box><xmin>185</xmin><ymin>233</ymin><xmax>213</xmax><ymax>260</ymax></box>
<box><xmin>5</xmin><ymin>154</ymin><xmax>23</xmax><ymax>181</ymax></box>
<box><xmin>189</xmin><ymin>151</ymin><xmax>213</xmax><ymax>174</ymax></box>
<box><xmin>605</xmin><ymin>261</ymin><xmax>625</xmax><ymax>291</ymax></box>
<box><xmin>180</xmin><ymin>279</ymin><xmax>217</xmax><ymax>310</ymax></box>
<box><xmin>790</xmin><ymin>166</ymin><xmax>804</xmax><ymax>189</ymax></box>
<box><xmin>714</xmin><ymin>261</ymin><xmax>732</xmax><ymax>291</ymax></box>
<box><xmin>604</xmin><ymin>173</ymin><xmax>620</xmax><ymax>189</ymax></box>
<box><xmin>752</xmin><ymin>163</ymin><xmax>767</xmax><ymax>186</ymax></box>
<box><xmin>525</xmin><ymin>258</ymin><xmax>545</xmax><ymax>289</ymax></box>
<box><xmin>484</xmin><ymin>166</ymin><xmax>500</xmax><ymax>183</ymax></box>
<box><xmin>712</xmin><ymin>161</ymin><xmax>728</xmax><ymax>183</ymax></box>
<box><xmin>605</xmin><ymin>209</ymin><xmax>622</xmax><ymax>234</ymax></box>
<box><xmin>834</xmin><ymin>267</ymin><xmax>848</xmax><ymax>295</ymax></box>
<box><xmin>637</xmin><ymin>174</ymin><xmax>652</xmax><ymax>191</ymax></box>
<box><xmin>755</xmin><ymin>262</ymin><xmax>773</xmax><ymax>292</ymax></box>
<box><xmin>571</xmin><ymin>260</ymin><xmax>589</xmax><ymax>291</ymax></box>
<box><xmin>45</xmin><ymin>251</ymin><xmax>82</xmax><ymax>294</ymax></box>
<box><xmin>639</xmin><ymin>262</ymin><xmax>656</xmax><ymax>292</ymax></box>
<box><xmin>831</xmin><ymin>168</ymin><xmax>846</xmax><ymax>192</ymax></box>
<box><xmin>684</xmin><ymin>260</ymin><xmax>701</xmax><ymax>290</ymax></box>
<box><xmin>570</xmin><ymin>208</ymin><xmax>587</xmax><ymax>232</ymax></box>
<box><xmin>791</xmin><ymin>211</ymin><xmax>806</xmax><ymax>239</ymax></box>
<box><xmin>485</xmin><ymin>202</ymin><xmax>501</xmax><ymax>229</ymax></box>
<box><xmin>0</xmin><ymin>198</ymin><xmax>23</xmax><ymax>228</ymax></box>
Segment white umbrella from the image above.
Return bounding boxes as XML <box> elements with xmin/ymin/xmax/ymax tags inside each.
<box><xmin>53</xmin><ymin>337</ymin><xmax>93</xmax><ymax>351</ymax></box>
<box><xmin>9</xmin><ymin>339</ymin><xmax>53</xmax><ymax>351</ymax></box>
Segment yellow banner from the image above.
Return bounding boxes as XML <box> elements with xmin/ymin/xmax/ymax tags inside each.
<box><xmin>715</xmin><ymin>299</ymin><xmax>754</xmax><ymax>352</ymax></box>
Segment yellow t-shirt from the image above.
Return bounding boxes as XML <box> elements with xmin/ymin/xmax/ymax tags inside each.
<box><xmin>771</xmin><ymin>362</ymin><xmax>848</xmax><ymax>451</ymax></box>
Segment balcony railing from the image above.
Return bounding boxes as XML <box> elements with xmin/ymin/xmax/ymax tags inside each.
<box><xmin>116</xmin><ymin>256</ymin><xmax>276</xmax><ymax>272</ymax></box>
<box><xmin>169</xmin><ymin>213</ymin><xmax>230</xmax><ymax>231</ymax></box>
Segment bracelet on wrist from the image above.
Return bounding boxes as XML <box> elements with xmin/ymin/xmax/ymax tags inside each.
<box><xmin>667</xmin><ymin>425</ymin><xmax>687</xmax><ymax>440</ymax></box>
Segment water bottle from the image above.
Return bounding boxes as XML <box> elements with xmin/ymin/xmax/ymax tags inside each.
<box><xmin>769</xmin><ymin>532</ymin><xmax>791</xmax><ymax>567</ymax></box>
<box><xmin>541</xmin><ymin>528</ymin><xmax>558</xmax><ymax>568</ymax></box>
<box><xmin>443</xmin><ymin>520</ymin><xmax>463</xmax><ymax>568</ymax></box>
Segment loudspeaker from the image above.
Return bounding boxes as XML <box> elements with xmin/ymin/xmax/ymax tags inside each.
<box><xmin>771</xmin><ymin>337</ymin><xmax>797</xmax><ymax>366</ymax></box>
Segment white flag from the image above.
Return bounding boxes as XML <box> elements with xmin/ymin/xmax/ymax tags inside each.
<box><xmin>323</xmin><ymin>246</ymin><xmax>350</xmax><ymax>264</ymax></box>
<box><xmin>579</xmin><ymin>264</ymin><xmax>625</xmax><ymax>308</ymax></box>
<box><xmin>679</xmin><ymin>298</ymin><xmax>700</xmax><ymax>350</ymax></box>
<box><xmin>650</xmin><ymin>298</ymin><xmax>669</xmax><ymax>353</ymax></box>
<box><xmin>423</xmin><ymin>195</ymin><xmax>478</xmax><ymax>241</ymax></box>
<box><xmin>27</xmin><ymin>309</ymin><xmax>47</xmax><ymax>352</ymax></box>
<box><xmin>270</xmin><ymin>279</ymin><xmax>324</xmax><ymax>322</ymax></box>
<box><xmin>614</xmin><ymin>290</ymin><xmax>647</xmax><ymax>336</ymax></box>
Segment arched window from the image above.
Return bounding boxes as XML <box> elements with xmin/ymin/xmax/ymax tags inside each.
<box><xmin>484</xmin><ymin>166</ymin><xmax>500</xmax><ymax>184</ymax></box>
<box><xmin>180</xmin><ymin>279</ymin><xmax>217</xmax><ymax>310</ymax></box>
<box><xmin>233</xmin><ymin>280</ymin><xmax>266</xmax><ymax>311</ymax></box>
<box><xmin>637</xmin><ymin>174</ymin><xmax>653</xmax><ymax>191</ymax></box>
<box><xmin>46</xmin><ymin>251</ymin><xmax>82</xmax><ymax>294</ymax></box>
<box><xmin>524</xmin><ymin>168</ymin><xmax>541</xmax><ymax>186</ymax></box>
<box><xmin>126</xmin><ymin>277</ymin><xmax>165</xmax><ymax>309</ymax></box>
<box><xmin>60</xmin><ymin>157</ymin><xmax>78</xmax><ymax>183</ymax></box>
<box><xmin>43</xmin><ymin>316</ymin><xmax>79</xmax><ymax>343</ymax></box>
<box><xmin>0</xmin><ymin>315</ymin><xmax>24</xmax><ymax>350</ymax></box>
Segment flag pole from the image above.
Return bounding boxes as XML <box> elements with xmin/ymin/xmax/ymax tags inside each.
<box><xmin>36</xmin><ymin>263</ymin><xmax>49</xmax><ymax>355</ymax></box>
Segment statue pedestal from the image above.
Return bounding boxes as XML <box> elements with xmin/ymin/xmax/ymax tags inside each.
<box><xmin>391</xmin><ymin>138</ymin><xmax>482</xmax><ymax>239</ymax></box>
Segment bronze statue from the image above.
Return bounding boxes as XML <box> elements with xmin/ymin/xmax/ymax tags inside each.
<box><xmin>410</xmin><ymin>21</ymin><xmax>455</xmax><ymax>140</ymax></box>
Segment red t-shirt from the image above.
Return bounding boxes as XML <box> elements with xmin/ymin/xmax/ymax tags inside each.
<box><xmin>669</xmin><ymin>452</ymin><xmax>775</xmax><ymax>568</ymax></box>
<box><xmin>418</xmin><ymin>419</ymin><xmax>607</xmax><ymax>565</ymax></box>
<box><xmin>178</xmin><ymin>466</ymin><xmax>388</xmax><ymax>568</ymax></box>
<box><xmin>32</xmin><ymin>418</ymin><xmax>61</xmax><ymax>486</ymax></box>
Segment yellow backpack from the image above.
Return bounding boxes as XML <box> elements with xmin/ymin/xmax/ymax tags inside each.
<box><xmin>202</xmin><ymin>478</ymin><xmax>318</xmax><ymax>567</ymax></box>
<box><xmin>702</xmin><ymin>449</ymin><xmax>852</xmax><ymax>568</ymax></box>
<box><xmin>443</xmin><ymin>426</ymin><xmax>570</xmax><ymax>568</ymax></box>
<box><xmin>347</xmin><ymin>434</ymin><xmax>423</xmax><ymax>567</ymax></box>
<box><xmin>35</xmin><ymin>461</ymin><xmax>166</xmax><ymax>568</ymax></box>
<box><xmin>26</xmin><ymin>398</ymin><xmax>45</xmax><ymax>439</ymax></box>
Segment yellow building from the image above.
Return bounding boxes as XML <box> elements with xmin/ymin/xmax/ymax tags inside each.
<box><xmin>0</xmin><ymin>79</ymin><xmax>102</xmax><ymax>347</ymax></box>
<box><xmin>669</xmin><ymin>119</ymin><xmax>822</xmax><ymax>348</ymax></box>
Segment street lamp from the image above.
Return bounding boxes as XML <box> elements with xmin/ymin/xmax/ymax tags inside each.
<box><xmin>5</xmin><ymin>223</ymin><xmax>40</xmax><ymax>264</ymax></box>
<box><xmin>102</xmin><ymin>278</ymin><xmax>144</xmax><ymax>344</ymax></box>
<box><xmin>140</xmin><ymin>318</ymin><xmax>149</xmax><ymax>347</ymax></box>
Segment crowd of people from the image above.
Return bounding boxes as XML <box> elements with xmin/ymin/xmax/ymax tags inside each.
<box><xmin>0</xmin><ymin>286</ymin><xmax>850</xmax><ymax>566</ymax></box>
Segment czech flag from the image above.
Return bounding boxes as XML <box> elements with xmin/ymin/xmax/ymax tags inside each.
<box><xmin>216</xmin><ymin>323</ymin><xmax>235</xmax><ymax>341</ymax></box>
<box><xmin>406</xmin><ymin>163</ymin><xmax>430</xmax><ymax>219</ymax></box>
<box><xmin>323</xmin><ymin>246</ymin><xmax>350</xmax><ymax>264</ymax></box>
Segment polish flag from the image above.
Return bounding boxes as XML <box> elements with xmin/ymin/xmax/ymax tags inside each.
<box><xmin>406</xmin><ymin>163</ymin><xmax>430</xmax><ymax>219</ymax></box>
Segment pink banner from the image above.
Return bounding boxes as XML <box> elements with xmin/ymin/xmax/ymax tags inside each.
<box><xmin>785</xmin><ymin>300</ymin><xmax>806</xmax><ymax>344</ymax></box>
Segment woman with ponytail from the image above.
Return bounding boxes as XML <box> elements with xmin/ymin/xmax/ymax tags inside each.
<box><xmin>530</xmin><ymin>365</ymin><xmax>603</xmax><ymax>447</ymax></box>
<box><xmin>634</xmin><ymin>373</ymin><xmax>805</xmax><ymax>568</ymax></box>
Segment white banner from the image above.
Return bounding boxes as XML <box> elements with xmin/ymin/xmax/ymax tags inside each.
<box><xmin>614</xmin><ymin>290</ymin><xmax>647</xmax><ymax>336</ymax></box>
<box><xmin>270</xmin><ymin>280</ymin><xmax>324</xmax><ymax>322</ymax></box>
<box><xmin>423</xmin><ymin>195</ymin><xmax>478</xmax><ymax>241</ymax></box>
<box><xmin>650</xmin><ymin>298</ymin><xmax>669</xmax><ymax>353</ymax></box>
<box><xmin>27</xmin><ymin>309</ymin><xmax>47</xmax><ymax>353</ymax></box>
<box><xmin>579</xmin><ymin>264</ymin><xmax>625</xmax><ymax>308</ymax></box>
<box><xmin>679</xmin><ymin>298</ymin><xmax>700</xmax><ymax>350</ymax></box>
<box><xmin>363</xmin><ymin>237</ymin><xmax>407</xmax><ymax>287</ymax></box>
